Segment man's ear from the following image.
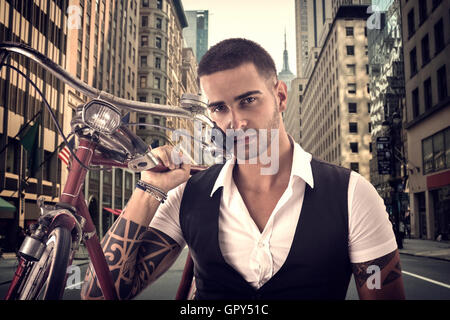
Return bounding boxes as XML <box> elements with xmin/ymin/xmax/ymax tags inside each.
<box><xmin>276</xmin><ymin>80</ymin><xmax>288</xmax><ymax>112</ymax></box>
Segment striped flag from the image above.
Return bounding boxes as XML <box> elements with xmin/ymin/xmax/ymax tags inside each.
<box><xmin>58</xmin><ymin>136</ymin><xmax>75</xmax><ymax>167</ymax></box>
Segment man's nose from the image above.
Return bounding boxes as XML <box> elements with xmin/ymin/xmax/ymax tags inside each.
<box><xmin>228</xmin><ymin>111</ymin><xmax>247</xmax><ymax>130</ymax></box>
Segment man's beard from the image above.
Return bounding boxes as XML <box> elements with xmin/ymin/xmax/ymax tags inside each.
<box><xmin>234</xmin><ymin>104</ymin><xmax>280</xmax><ymax>162</ymax></box>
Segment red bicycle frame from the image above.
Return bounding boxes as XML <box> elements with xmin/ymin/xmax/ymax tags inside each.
<box><xmin>58</xmin><ymin>137</ymin><xmax>119</xmax><ymax>300</ymax></box>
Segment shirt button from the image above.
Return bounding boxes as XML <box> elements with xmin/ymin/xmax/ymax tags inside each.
<box><xmin>258</xmin><ymin>242</ymin><xmax>264</xmax><ymax>248</ymax></box>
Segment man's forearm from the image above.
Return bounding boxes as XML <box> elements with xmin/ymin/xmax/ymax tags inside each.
<box><xmin>81</xmin><ymin>189</ymin><xmax>162</xmax><ymax>300</ymax></box>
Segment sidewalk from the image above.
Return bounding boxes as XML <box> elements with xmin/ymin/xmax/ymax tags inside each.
<box><xmin>399</xmin><ymin>238</ymin><xmax>450</xmax><ymax>262</ymax></box>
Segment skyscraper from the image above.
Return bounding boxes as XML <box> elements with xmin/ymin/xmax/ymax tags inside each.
<box><xmin>278</xmin><ymin>31</ymin><xmax>296</xmax><ymax>92</ymax></box>
<box><xmin>137</xmin><ymin>0</ymin><xmax>188</xmax><ymax>149</ymax></box>
<box><xmin>299</xmin><ymin>5</ymin><xmax>372</xmax><ymax>181</ymax></box>
<box><xmin>400</xmin><ymin>0</ymin><xmax>450</xmax><ymax>240</ymax></box>
<box><xmin>0</xmin><ymin>0</ymin><xmax>68</xmax><ymax>250</ymax></box>
<box><xmin>183</xmin><ymin>10</ymin><xmax>208</xmax><ymax>63</ymax></box>
<box><xmin>64</xmin><ymin>0</ymin><xmax>141</xmax><ymax>238</ymax></box>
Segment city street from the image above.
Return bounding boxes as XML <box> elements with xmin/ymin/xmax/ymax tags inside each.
<box><xmin>1</xmin><ymin>248</ymin><xmax>449</xmax><ymax>300</ymax></box>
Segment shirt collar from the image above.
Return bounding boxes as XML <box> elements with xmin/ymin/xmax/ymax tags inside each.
<box><xmin>209</xmin><ymin>137</ymin><xmax>314</xmax><ymax>197</ymax></box>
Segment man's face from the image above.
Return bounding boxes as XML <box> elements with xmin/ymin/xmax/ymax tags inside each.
<box><xmin>200</xmin><ymin>63</ymin><xmax>287</xmax><ymax>161</ymax></box>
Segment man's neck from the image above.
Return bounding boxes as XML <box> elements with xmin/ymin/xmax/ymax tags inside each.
<box><xmin>232</xmin><ymin>132</ymin><xmax>293</xmax><ymax>193</ymax></box>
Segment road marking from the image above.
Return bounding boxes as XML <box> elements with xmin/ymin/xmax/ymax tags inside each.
<box><xmin>402</xmin><ymin>271</ymin><xmax>450</xmax><ymax>289</ymax></box>
<box><xmin>65</xmin><ymin>281</ymin><xmax>83</xmax><ymax>289</ymax></box>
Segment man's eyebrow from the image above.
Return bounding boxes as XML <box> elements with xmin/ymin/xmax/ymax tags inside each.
<box><xmin>207</xmin><ymin>90</ymin><xmax>262</xmax><ymax>108</ymax></box>
<box><xmin>234</xmin><ymin>90</ymin><xmax>262</xmax><ymax>101</ymax></box>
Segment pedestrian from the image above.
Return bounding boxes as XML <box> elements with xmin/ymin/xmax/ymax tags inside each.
<box><xmin>82</xmin><ymin>38</ymin><xmax>405</xmax><ymax>300</ymax></box>
<box><xmin>398</xmin><ymin>221</ymin><xmax>405</xmax><ymax>249</ymax></box>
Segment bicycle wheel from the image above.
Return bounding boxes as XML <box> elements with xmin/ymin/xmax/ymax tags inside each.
<box><xmin>17</xmin><ymin>226</ymin><xmax>72</xmax><ymax>300</ymax></box>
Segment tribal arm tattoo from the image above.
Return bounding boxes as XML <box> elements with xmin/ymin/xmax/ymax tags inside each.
<box><xmin>351</xmin><ymin>249</ymin><xmax>405</xmax><ymax>300</ymax></box>
<box><xmin>81</xmin><ymin>216</ymin><xmax>181</xmax><ymax>300</ymax></box>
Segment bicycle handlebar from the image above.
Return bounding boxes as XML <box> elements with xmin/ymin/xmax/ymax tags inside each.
<box><xmin>0</xmin><ymin>42</ymin><xmax>212</xmax><ymax>125</ymax></box>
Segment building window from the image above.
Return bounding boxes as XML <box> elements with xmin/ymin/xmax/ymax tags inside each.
<box><xmin>348</xmin><ymin>103</ymin><xmax>357</xmax><ymax>113</ymax></box>
<box><xmin>347</xmin><ymin>83</ymin><xmax>356</xmax><ymax>94</ymax></box>
<box><xmin>138</xmin><ymin>95</ymin><xmax>147</xmax><ymax>102</ymax></box>
<box><xmin>407</xmin><ymin>8</ymin><xmax>415</xmax><ymax>38</ymax></box>
<box><xmin>437</xmin><ymin>65</ymin><xmax>448</xmax><ymax>102</ymax></box>
<box><xmin>140</xmin><ymin>55</ymin><xmax>147</xmax><ymax>67</ymax></box>
<box><xmin>142</xmin><ymin>0</ymin><xmax>149</xmax><ymax>7</ymax></box>
<box><xmin>346</xmin><ymin>64</ymin><xmax>356</xmax><ymax>75</ymax></box>
<box><xmin>350</xmin><ymin>142</ymin><xmax>359</xmax><ymax>153</ymax></box>
<box><xmin>368</xmin><ymin>122</ymin><xmax>372</xmax><ymax>133</ymax></box>
<box><xmin>345</xmin><ymin>27</ymin><xmax>354</xmax><ymax>36</ymax></box>
<box><xmin>156</xmin><ymin>37</ymin><xmax>162</xmax><ymax>49</ymax></box>
<box><xmin>422</xmin><ymin>128</ymin><xmax>450</xmax><ymax>174</ymax></box>
<box><xmin>368</xmin><ymin>103</ymin><xmax>371</xmax><ymax>113</ymax></box>
<box><xmin>424</xmin><ymin>77</ymin><xmax>433</xmax><ymax>110</ymax></box>
<box><xmin>156</xmin><ymin>17</ymin><xmax>162</xmax><ymax>29</ymax></box>
<box><xmin>142</xmin><ymin>16</ymin><xmax>148</xmax><ymax>27</ymax></box>
<box><xmin>155</xmin><ymin>56</ymin><xmax>161</xmax><ymax>69</ymax></box>
<box><xmin>141</xmin><ymin>35</ymin><xmax>148</xmax><ymax>46</ymax></box>
<box><xmin>140</xmin><ymin>76</ymin><xmax>147</xmax><ymax>88</ymax></box>
<box><xmin>346</xmin><ymin>45</ymin><xmax>354</xmax><ymax>56</ymax></box>
<box><xmin>418</xmin><ymin>0</ymin><xmax>428</xmax><ymax>24</ymax></box>
<box><xmin>350</xmin><ymin>162</ymin><xmax>359</xmax><ymax>173</ymax></box>
<box><xmin>139</xmin><ymin>117</ymin><xmax>146</xmax><ymax>130</ymax></box>
<box><xmin>412</xmin><ymin>87</ymin><xmax>420</xmax><ymax>118</ymax></box>
<box><xmin>349</xmin><ymin>122</ymin><xmax>358</xmax><ymax>133</ymax></box>
<box><xmin>154</xmin><ymin>77</ymin><xmax>161</xmax><ymax>89</ymax></box>
<box><xmin>157</xmin><ymin>0</ymin><xmax>163</xmax><ymax>10</ymax></box>
<box><xmin>434</xmin><ymin>18</ymin><xmax>444</xmax><ymax>54</ymax></box>
<box><xmin>432</xmin><ymin>0</ymin><xmax>442</xmax><ymax>10</ymax></box>
<box><xmin>410</xmin><ymin>47</ymin><xmax>417</xmax><ymax>77</ymax></box>
<box><xmin>421</xmin><ymin>34</ymin><xmax>430</xmax><ymax>65</ymax></box>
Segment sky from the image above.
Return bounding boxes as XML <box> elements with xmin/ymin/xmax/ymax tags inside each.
<box><xmin>181</xmin><ymin>0</ymin><xmax>297</xmax><ymax>77</ymax></box>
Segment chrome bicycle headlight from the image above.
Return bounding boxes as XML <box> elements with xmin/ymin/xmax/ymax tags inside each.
<box><xmin>82</xmin><ymin>99</ymin><xmax>122</xmax><ymax>134</ymax></box>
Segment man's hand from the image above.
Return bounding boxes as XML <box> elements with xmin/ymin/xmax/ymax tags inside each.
<box><xmin>351</xmin><ymin>249</ymin><xmax>405</xmax><ymax>300</ymax></box>
<box><xmin>141</xmin><ymin>145</ymin><xmax>191</xmax><ymax>193</ymax></box>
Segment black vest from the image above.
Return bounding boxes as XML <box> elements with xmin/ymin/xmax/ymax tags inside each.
<box><xmin>179</xmin><ymin>158</ymin><xmax>352</xmax><ymax>300</ymax></box>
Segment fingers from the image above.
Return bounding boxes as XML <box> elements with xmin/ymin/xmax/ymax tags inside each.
<box><xmin>151</xmin><ymin>145</ymin><xmax>190</xmax><ymax>170</ymax></box>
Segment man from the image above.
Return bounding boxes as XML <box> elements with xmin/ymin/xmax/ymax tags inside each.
<box><xmin>81</xmin><ymin>38</ymin><xmax>405</xmax><ymax>300</ymax></box>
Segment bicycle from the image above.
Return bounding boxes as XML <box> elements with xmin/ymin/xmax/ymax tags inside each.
<box><xmin>0</xmin><ymin>42</ymin><xmax>223</xmax><ymax>300</ymax></box>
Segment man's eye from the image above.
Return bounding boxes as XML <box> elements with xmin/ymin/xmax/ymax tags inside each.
<box><xmin>212</xmin><ymin>105</ymin><xmax>226</xmax><ymax>113</ymax></box>
<box><xmin>241</xmin><ymin>97</ymin><xmax>256</xmax><ymax>105</ymax></box>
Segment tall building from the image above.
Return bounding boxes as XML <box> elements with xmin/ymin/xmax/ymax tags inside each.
<box><xmin>284</xmin><ymin>77</ymin><xmax>307</xmax><ymax>143</ymax></box>
<box><xmin>295</xmin><ymin>0</ymin><xmax>371</xmax><ymax>79</ymax></box>
<box><xmin>400</xmin><ymin>0</ymin><xmax>449</xmax><ymax>240</ymax></box>
<box><xmin>137</xmin><ymin>0</ymin><xmax>188</xmax><ymax>150</ymax></box>
<box><xmin>278</xmin><ymin>31</ymin><xmax>296</xmax><ymax>92</ymax></box>
<box><xmin>367</xmin><ymin>0</ymin><xmax>409</xmax><ymax>240</ymax></box>
<box><xmin>183</xmin><ymin>10</ymin><xmax>208</xmax><ymax>63</ymax></box>
<box><xmin>332</xmin><ymin>0</ymin><xmax>372</xmax><ymax>17</ymax></box>
<box><xmin>65</xmin><ymin>0</ymin><xmax>141</xmax><ymax>238</ymax></box>
<box><xmin>299</xmin><ymin>6</ymin><xmax>372</xmax><ymax>181</ymax></box>
<box><xmin>294</xmin><ymin>0</ymin><xmax>333</xmax><ymax>79</ymax></box>
<box><xmin>0</xmin><ymin>0</ymin><xmax>68</xmax><ymax>251</ymax></box>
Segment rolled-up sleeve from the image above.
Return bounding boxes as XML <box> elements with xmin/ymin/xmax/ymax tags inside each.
<box><xmin>348</xmin><ymin>172</ymin><xmax>398</xmax><ymax>263</ymax></box>
<box><xmin>149</xmin><ymin>182</ymin><xmax>187</xmax><ymax>248</ymax></box>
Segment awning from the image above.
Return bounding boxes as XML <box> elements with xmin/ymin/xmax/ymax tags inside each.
<box><xmin>0</xmin><ymin>197</ymin><xmax>16</xmax><ymax>212</ymax></box>
<box><xmin>103</xmin><ymin>207</ymin><xmax>122</xmax><ymax>216</ymax></box>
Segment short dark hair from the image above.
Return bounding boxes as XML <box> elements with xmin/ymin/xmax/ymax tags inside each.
<box><xmin>198</xmin><ymin>38</ymin><xmax>277</xmax><ymax>81</ymax></box>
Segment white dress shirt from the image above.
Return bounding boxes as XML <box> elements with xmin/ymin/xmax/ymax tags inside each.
<box><xmin>150</xmin><ymin>141</ymin><xmax>397</xmax><ymax>289</ymax></box>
